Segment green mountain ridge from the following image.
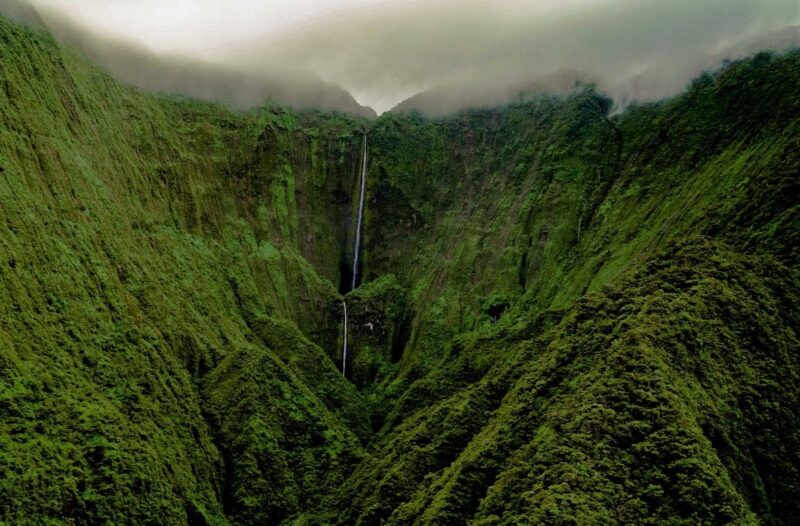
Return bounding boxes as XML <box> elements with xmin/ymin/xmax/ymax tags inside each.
<box><xmin>1</xmin><ymin>13</ymin><xmax>799</xmax><ymax>526</ymax></box>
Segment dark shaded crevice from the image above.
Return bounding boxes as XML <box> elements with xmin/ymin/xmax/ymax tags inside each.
<box><xmin>487</xmin><ymin>301</ymin><xmax>509</xmax><ymax>323</ymax></box>
<box><xmin>391</xmin><ymin>310</ymin><xmax>413</xmax><ymax>363</ymax></box>
<box><xmin>185</xmin><ymin>501</ymin><xmax>212</xmax><ymax>526</ymax></box>
<box><xmin>518</xmin><ymin>235</ymin><xmax>533</xmax><ymax>290</ymax></box>
<box><xmin>338</xmin><ymin>259</ymin><xmax>354</xmax><ymax>295</ymax></box>
<box><xmin>211</xmin><ymin>431</ymin><xmax>237</xmax><ymax>525</ymax></box>
<box><xmin>577</xmin><ymin>102</ymin><xmax>625</xmax><ymax>239</ymax></box>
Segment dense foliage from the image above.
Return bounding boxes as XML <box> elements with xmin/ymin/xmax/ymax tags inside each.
<box><xmin>1</xmin><ymin>13</ymin><xmax>799</xmax><ymax>526</ymax></box>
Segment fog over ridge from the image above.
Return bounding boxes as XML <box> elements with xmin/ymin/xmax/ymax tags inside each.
<box><xmin>0</xmin><ymin>0</ymin><xmax>377</xmax><ymax>117</ymax></box>
<box><xmin>2</xmin><ymin>0</ymin><xmax>799</xmax><ymax>115</ymax></box>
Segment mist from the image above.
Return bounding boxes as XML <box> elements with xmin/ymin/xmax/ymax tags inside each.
<box><xmin>243</xmin><ymin>0</ymin><xmax>799</xmax><ymax>114</ymax></box>
<box><xmin>2</xmin><ymin>0</ymin><xmax>799</xmax><ymax>115</ymax></box>
<box><xmin>0</xmin><ymin>0</ymin><xmax>377</xmax><ymax>116</ymax></box>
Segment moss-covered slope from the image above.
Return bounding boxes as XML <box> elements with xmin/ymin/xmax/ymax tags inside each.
<box><xmin>0</xmin><ymin>15</ymin><xmax>370</xmax><ymax>525</ymax></box>
<box><xmin>357</xmin><ymin>51</ymin><xmax>799</xmax><ymax>418</ymax></box>
<box><xmin>335</xmin><ymin>240</ymin><xmax>799</xmax><ymax>525</ymax></box>
<box><xmin>338</xmin><ymin>51</ymin><xmax>800</xmax><ymax>525</ymax></box>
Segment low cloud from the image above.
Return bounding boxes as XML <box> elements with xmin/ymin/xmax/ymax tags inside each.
<box><xmin>1</xmin><ymin>0</ymin><xmax>376</xmax><ymax>116</ymax></box>
<box><xmin>3</xmin><ymin>0</ymin><xmax>799</xmax><ymax>115</ymax></box>
<box><xmin>246</xmin><ymin>0</ymin><xmax>799</xmax><ymax>114</ymax></box>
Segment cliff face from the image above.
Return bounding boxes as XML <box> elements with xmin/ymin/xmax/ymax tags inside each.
<box><xmin>1</xmin><ymin>13</ymin><xmax>799</xmax><ymax>526</ymax></box>
<box><xmin>0</xmin><ymin>16</ymin><xmax>370</xmax><ymax>525</ymax></box>
<box><xmin>341</xmin><ymin>52</ymin><xmax>800</xmax><ymax>526</ymax></box>
<box><xmin>354</xmin><ymin>57</ymin><xmax>799</xmax><ymax>410</ymax></box>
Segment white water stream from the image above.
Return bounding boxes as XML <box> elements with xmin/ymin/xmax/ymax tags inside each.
<box><xmin>342</xmin><ymin>134</ymin><xmax>367</xmax><ymax>376</ymax></box>
<box><xmin>352</xmin><ymin>134</ymin><xmax>368</xmax><ymax>291</ymax></box>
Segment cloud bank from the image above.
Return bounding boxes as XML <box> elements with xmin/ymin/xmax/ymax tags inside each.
<box><xmin>3</xmin><ymin>0</ymin><xmax>799</xmax><ymax>115</ymax></box>
<box><xmin>0</xmin><ymin>0</ymin><xmax>376</xmax><ymax>116</ymax></box>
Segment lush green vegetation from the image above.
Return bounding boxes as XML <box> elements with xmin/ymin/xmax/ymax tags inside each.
<box><xmin>1</xmin><ymin>13</ymin><xmax>799</xmax><ymax>526</ymax></box>
<box><xmin>0</xmin><ymin>15</ymin><xmax>369</xmax><ymax>525</ymax></box>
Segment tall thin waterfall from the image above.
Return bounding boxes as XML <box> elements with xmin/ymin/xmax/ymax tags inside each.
<box><xmin>352</xmin><ymin>134</ymin><xmax>368</xmax><ymax>290</ymax></box>
<box><xmin>342</xmin><ymin>133</ymin><xmax>367</xmax><ymax>377</ymax></box>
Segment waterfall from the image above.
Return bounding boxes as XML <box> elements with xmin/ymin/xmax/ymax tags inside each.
<box><xmin>352</xmin><ymin>133</ymin><xmax>367</xmax><ymax>291</ymax></box>
<box><xmin>342</xmin><ymin>134</ymin><xmax>367</xmax><ymax>377</ymax></box>
<box><xmin>341</xmin><ymin>300</ymin><xmax>348</xmax><ymax>377</ymax></box>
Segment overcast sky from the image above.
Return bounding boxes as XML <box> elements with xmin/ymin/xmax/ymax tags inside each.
<box><xmin>16</xmin><ymin>0</ymin><xmax>800</xmax><ymax>113</ymax></box>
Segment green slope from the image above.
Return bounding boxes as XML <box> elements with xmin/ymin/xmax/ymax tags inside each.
<box><xmin>0</xmin><ymin>15</ymin><xmax>370</xmax><ymax>525</ymax></box>
<box><xmin>336</xmin><ymin>51</ymin><xmax>800</xmax><ymax>526</ymax></box>
<box><xmin>336</xmin><ymin>240</ymin><xmax>799</xmax><ymax>525</ymax></box>
<box><xmin>1</xmin><ymin>12</ymin><xmax>800</xmax><ymax>526</ymax></box>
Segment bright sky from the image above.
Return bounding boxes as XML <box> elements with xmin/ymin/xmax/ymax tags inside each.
<box><xmin>30</xmin><ymin>0</ymin><xmax>613</xmax><ymax>58</ymax></box>
<box><xmin>26</xmin><ymin>0</ymin><xmax>800</xmax><ymax>113</ymax></box>
<box><xmin>32</xmin><ymin>0</ymin><xmax>434</xmax><ymax>55</ymax></box>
